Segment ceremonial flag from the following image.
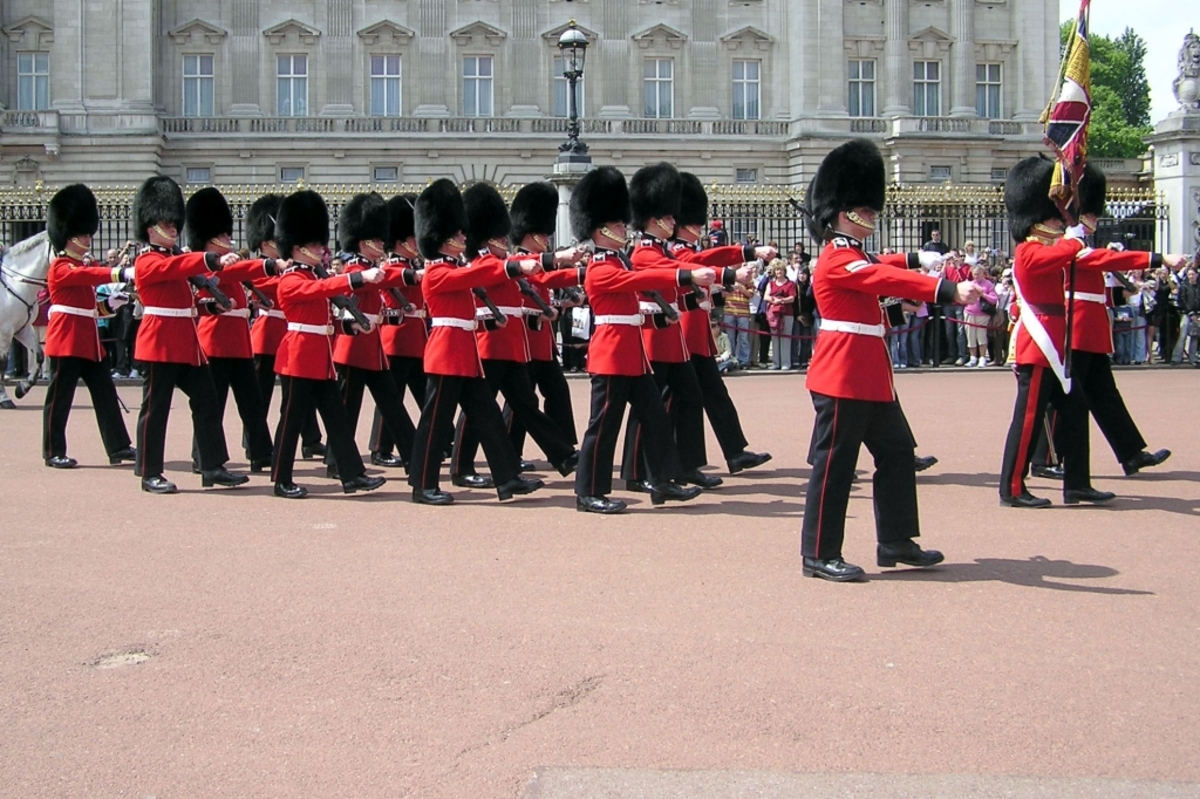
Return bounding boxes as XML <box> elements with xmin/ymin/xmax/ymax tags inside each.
<box><xmin>1042</xmin><ymin>0</ymin><xmax>1092</xmax><ymax>216</ymax></box>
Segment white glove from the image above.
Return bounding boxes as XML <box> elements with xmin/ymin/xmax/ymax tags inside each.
<box><xmin>918</xmin><ymin>251</ymin><xmax>944</xmax><ymax>270</ymax></box>
<box><xmin>107</xmin><ymin>293</ymin><xmax>129</xmax><ymax>310</ymax></box>
<box><xmin>360</xmin><ymin>267</ymin><xmax>384</xmax><ymax>284</ymax></box>
<box><xmin>1064</xmin><ymin>224</ymin><xmax>1088</xmax><ymax>241</ymax></box>
<box><xmin>120</xmin><ymin>266</ymin><xmax>135</xmax><ymax>282</ymax></box>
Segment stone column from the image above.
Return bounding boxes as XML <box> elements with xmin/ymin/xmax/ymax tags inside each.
<box><xmin>1012</xmin><ymin>0</ymin><xmax>1053</xmax><ymax>121</ymax></box>
<box><xmin>322</xmin><ymin>0</ymin><xmax>355</xmax><ymax>116</ymax></box>
<box><xmin>882</xmin><ymin>0</ymin><xmax>910</xmax><ymax>117</ymax></box>
<box><xmin>949</xmin><ymin>0</ymin><xmax>976</xmax><ymax>117</ymax></box>
<box><xmin>785</xmin><ymin>0</ymin><xmax>817</xmax><ymax>118</ymax></box>
<box><xmin>228</xmin><ymin>0</ymin><xmax>262</xmax><ymax>115</ymax></box>
<box><xmin>1147</xmin><ymin>113</ymin><xmax>1200</xmax><ymax>254</ymax></box>
<box><xmin>816</xmin><ymin>0</ymin><xmax>846</xmax><ymax>114</ymax></box>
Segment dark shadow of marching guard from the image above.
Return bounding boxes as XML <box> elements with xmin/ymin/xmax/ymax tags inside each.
<box><xmin>917</xmin><ymin>471</ymin><xmax>1002</xmax><ymax>489</ymax></box>
<box><xmin>1101</xmin><ymin>469</ymin><xmax>1200</xmax><ymax>484</ymax></box>
<box><xmin>874</xmin><ymin>555</ymin><xmax>1154</xmax><ymax>595</ymax></box>
<box><xmin>1075</xmin><ymin>493</ymin><xmax>1200</xmax><ymax>517</ymax></box>
<box><xmin>629</xmin><ymin>496</ymin><xmax>803</xmax><ymax>518</ymax></box>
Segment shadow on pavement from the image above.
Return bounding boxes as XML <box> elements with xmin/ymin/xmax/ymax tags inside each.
<box><xmin>874</xmin><ymin>555</ymin><xmax>1154</xmax><ymax>595</ymax></box>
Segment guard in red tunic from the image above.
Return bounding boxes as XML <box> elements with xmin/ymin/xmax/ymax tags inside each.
<box><xmin>449</xmin><ymin>183</ymin><xmax>580</xmax><ymax>488</ymax></box>
<box><xmin>998</xmin><ymin>157</ymin><xmax>1118</xmax><ymax>509</ymax></box>
<box><xmin>671</xmin><ymin>172</ymin><xmax>774</xmax><ymax>476</ymax></box>
<box><xmin>326</xmin><ymin>192</ymin><xmax>421</xmax><ymax>480</ymax></box>
<box><xmin>369</xmin><ymin>193</ymin><xmax>427</xmax><ymax>468</ymax></box>
<box><xmin>407</xmin><ymin>179</ymin><xmax>545</xmax><ymax>505</ymax></box>
<box><xmin>130</xmin><ymin>175</ymin><xmax>248</xmax><ymax>494</ymax></box>
<box><xmin>571</xmin><ymin>166</ymin><xmax>715</xmax><ymax>514</ymax></box>
<box><xmin>186</xmin><ymin>187</ymin><xmax>277</xmax><ymax>473</ymax></box>
<box><xmin>270</xmin><ymin>190</ymin><xmax>387</xmax><ymax>499</ymax></box>
<box><xmin>504</xmin><ymin>181</ymin><xmax>584</xmax><ymax>462</ymax></box>
<box><xmin>41</xmin><ymin>184</ymin><xmax>136</xmax><ymax>469</ymax></box>
<box><xmin>800</xmin><ymin>139</ymin><xmax>975</xmax><ymax>581</ymax></box>
<box><xmin>246</xmin><ymin>194</ymin><xmax>326</xmax><ymax>461</ymax></box>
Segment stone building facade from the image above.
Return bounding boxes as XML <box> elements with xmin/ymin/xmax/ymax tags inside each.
<box><xmin>0</xmin><ymin>0</ymin><xmax>1066</xmax><ymax>192</ymax></box>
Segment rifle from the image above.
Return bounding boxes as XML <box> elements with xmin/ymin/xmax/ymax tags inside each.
<box><xmin>312</xmin><ymin>258</ymin><xmax>372</xmax><ymax>330</ymax></box>
<box><xmin>236</xmin><ymin>247</ymin><xmax>274</xmax><ymax>309</ymax></box>
<box><xmin>189</xmin><ymin>274</ymin><xmax>232</xmax><ymax>311</ymax></box>
<box><xmin>645</xmin><ymin>290</ymin><xmax>679</xmax><ymax>322</ymax></box>
<box><xmin>517</xmin><ymin>278</ymin><xmax>556</xmax><ymax>318</ymax></box>
<box><xmin>472</xmin><ymin>287</ymin><xmax>508</xmax><ymax>326</ymax></box>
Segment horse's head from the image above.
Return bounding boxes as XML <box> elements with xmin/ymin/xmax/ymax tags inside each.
<box><xmin>1</xmin><ymin>231</ymin><xmax>52</xmax><ymax>280</ymax></box>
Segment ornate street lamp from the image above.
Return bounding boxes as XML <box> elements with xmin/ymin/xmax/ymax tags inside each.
<box><xmin>557</xmin><ymin>21</ymin><xmax>589</xmax><ymax>163</ymax></box>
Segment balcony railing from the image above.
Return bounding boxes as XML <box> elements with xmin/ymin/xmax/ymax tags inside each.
<box><xmin>0</xmin><ymin>109</ymin><xmax>59</xmax><ymax>132</ymax></box>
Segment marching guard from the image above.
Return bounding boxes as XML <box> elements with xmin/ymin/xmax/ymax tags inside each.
<box><xmin>269</xmin><ymin>190</ymin><xmax>387</xmax><ymax>499</ymax></box>
<box><xmin>799</xmin><ymin>139</ymin><xmax>976</xmax><ymax>581</ymax></box>
<box><xmin>129</xmin><ymin>175</ymin><xmax>248</xmax><ymax>494</ymax></box>
<box><xmin>41</xmin><ymin>184</ymin><xmax>136</xmax><ymax>469</ymax></box>
<box><xmin>570</xmin><ymin>166</ymin><xmax>717</xmax><ymax>514</ymax></box>
<box><xmin>406</xmin><ymin>179</ymin><xmax>545</xmax><ymax>505</ymax></box>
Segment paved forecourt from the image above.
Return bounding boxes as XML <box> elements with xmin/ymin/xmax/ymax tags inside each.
<box><xmin>0</xmin><ymin>369</ymin><xmax>1196</xmax><ymax>799</ymax></box>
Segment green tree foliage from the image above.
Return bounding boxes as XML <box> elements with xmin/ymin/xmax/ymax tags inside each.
<box><xmin>1057</xmin><ymin>21</ymin><xmax>1153</xmax><ymax>158</ymax></box>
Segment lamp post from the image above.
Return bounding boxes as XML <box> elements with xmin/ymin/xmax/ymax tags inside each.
<box><xmin>556</xmin><ymin>21</ymin><xmax>590</xmax><ymax>164</ymax></box>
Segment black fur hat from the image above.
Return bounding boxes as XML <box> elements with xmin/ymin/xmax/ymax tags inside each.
<box><xmin>1077</xmin><ymin>163</ymin><xmax>1107</xmax><ymax>218</ymax></box>
<box><xmin>569</xmin><ymin>166</ymin><xmax>630</xmax><ymax>242</ymax></box>
<box><xmin>387</xmin><ymin>194</ymin><xmax>418</xmax><ymax>249</ymax></box>
<box><xmin>133</xmin><ymin>175</ymin><xmax>185</xmax><ymax>243</ymax></box>
<box><xmin>246</xmin><ymin>194</ymin><xmax>284</xmax><ymax>253</ymax></box>
<box><xmin>415</xmin><ymin>179</ymin><xmax>467</xmax><ymax>260</ymax></box>
<box><xmin>338</xmin><ymin>192</ymin><xmax>389</xmax><ymax>253</ymax></box>
<box><xmin>806</xmin><ymin>139</ymin><xmax>886</xmax><ymax>242</ymax></box>
<box><xmin>1004</xmin><ymin>157</ymin><xmax>1060</xmax><ymax>243</ymax></box>
<box><xmin>184</xmin><ymin>187</ymin><xmax>233</xmax><ymax>253</ymax></box>
<box><xmin>509</xmin><ymin>182</ymin><xmax>558</xmax><ymax>246</ymax></box>
<box><xmin>677</xmin><ymin>172</ymin><xmax>710</xmax><ymax>229</ymax></box>
<box><xmin>629</xmin><ymin>162</ymin><xmax>681</xmax><ymax>231</ymax></box>
<box><xmin>275</xmin><ymin>190</ymin><xmax>330</xmax><ymax>258</ymax></box>
<box><xmin>46</xmin><ymin>184</ymin><xmax>99</xmax><ymax>252</ymax></box>
<box><xmin>463</xmin><ymin>183</ymin><xmax>511</xmax><ymax>256</ymax></box>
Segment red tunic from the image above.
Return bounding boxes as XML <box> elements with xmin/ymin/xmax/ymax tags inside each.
<box><xmin>133</xmin><ymin>246</ymin><xmax>214</xmax><ymax>366</ymax></box>
<box><xmin>1009</xmin><ymin>235</ymin><xmax>1094</xmax><ymax>368</ymax></box>
<box><xmin>195</xmin><ymin>258</ymin><xmax>280</xmax><ymax>360</ymax></box>
<box><xmin>672</xmin><ymin>241</ymin><xmax>753</xmax><ymax>357</ymax></box>
<box><xmin>583</xmin><ymin>249</ymin><xmax>694</xmax><ymax>377</ymax></box>
<box><xmin>332</xmin><ymin>256</ymin><xmax>415</xmax><ymax>371</ymax></box>
<box><xmin>379</xmin><ymin>255</ymin><xmax>427</xmax><ymax>359</ymax></box>
<box><xmin>630</xmin><ymin>237</ymin><xmax>690</xmax><ymax>363</ymax></box>
<box><xmin>421</xmin><ymin>255</ymin><xmax>516</xmax><ymax>378</ymax></box>
<box><xmin>1066</xmin><ymin>248</ymin><xmax>1161</xmax><ymax>355</ymax></box>
<box><xmin>524</xmin><ymin>267</ymin><xmax>586</xmax><ymax>362</ymax></box>
<box><xmin>250</xmin><ymin>277</ymin><xmax>287</xmax><ymax>356</ymax></box>
<box><xmin>806</xmin><ymin>236</ymin><xmax>948</xmax><ymax>403</ymax></box>
<box><xmin>274</xmin><ymin>267</ymin><xmax>359</xmax><ymax>380</ymax></box>
<box><xmin>45</xmin><ymin>255</ymin><xmax>119</xmax><ymax>361</ymax></box>
<box><xmin>471</xmin><ymin>252</ymin><xmax>539</xmax><ymax>363</ymax></box>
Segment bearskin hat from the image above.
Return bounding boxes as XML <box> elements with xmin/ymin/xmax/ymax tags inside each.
<box><xmin>805</xmin><ymin>139</ymin><xmax>886</xmax><ymax>243</ymax></box>
<box><xmin>387</xmin><ymin>194</ymin><xmax>418</xmax><ymax>249</ymax></box>
<box><xmin>569</xmin><ymin>166</ymin><xmax>630</xmax><ymax>242</ymax></box>
<box><xmin>677</xmin><ymin>172</ymin><xmax>710</xmax><ymax>229</ymax></box>
<box><xmin>509</xmin><ymin>182</ymin><xmax>559</xmax><ymax>246</ymax></box>
<box><xmin>415</xmin><ymin>179</ymin><xmax>467</xmax><ymax>261</ymax></box>
<box><xmin>46</xmin><ymin>184</ymin><xmax>100</xmax><ymax>252</ymax></box>
<box><xmin>1078</xmin><ymin>163</ymin><xmax>1107</xmax><ymax>218</ymax></box>
<box><xmin>463</xmin><ymin>183</ymin><xmax>512</xmax><ymax>256</ymax></box>
<box><xmin>338</xmin><ymin>192</ymin><xmax>389</xmax><ymax>253</ymax></box>
<box><xmin>184</xmin><ymin>187</ymin><xmax>233</xmax><ymax>253</ymax></box>
<box><xmin>1004</xmin><ymin>157</ymin><xmax>1060</xmax><ymax>243</ymax></box>
<box><xmin>246</xmin><ymin>194</ymin><xmax>284</xmax><ymax>253</ymax></box>
<box><xmin>629</xmin><ymin>162</ymin><xmax>681</xmax><ymax>232</ymax></box>
<box><xmin>133</xmin><ymin>175</ymin><xmax>185</xmax><ymax>243</ymax></box>
<box><xmin>275</xmin><ymin>190</ymin><xmax>330</xmax><ymax>258</ymax></box>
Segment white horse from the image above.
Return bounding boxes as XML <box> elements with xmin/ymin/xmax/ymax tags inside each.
<box><xmin>0</xmin><ymin>230</ymin><xmax>52</xmax><ymax>409</ymax></box>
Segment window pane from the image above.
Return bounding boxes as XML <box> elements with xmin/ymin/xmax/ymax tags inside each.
<box><xmin>371</xmin><ymin>78</ymin><xmax>385</xmax><ymax>115</ymax></box>
<box><xmin>659</xmin><ymin>89</ymin><xmax>672</xmax><ymax>119</ymax></box>
<box><xmin>733</xmin><ymin>61</ymin><xmax>744</xmax><ymax>81</ymax></box>
<box><xmin>644</xmin><ymin>83</ymin><xmax>656</xmax><ymax>117</ymax></box>
<box><xmin>200</xmin><ymin>79</ymin><xmax>213</xmax><ymax>116</ymax></box>
<box><xmin>186</xmin><ymin>167</ymin><xmax>212</xmax><ymax>183</ymax></box>
<box><xmin>295</xmin><ymin>56</ymin><xmax>307</xmax><ymax>75</ymax></box>
<box><xmin>464</xmin><ymin>79</ymin><xmax>477</xmax><ymax>116</ymax></box>
<box><xmin>372</xmin><ymin>56</ymin><xmax>384</xmax><ymax>76</ymax></box>
<box><xmin>929</xmin><ymin>62</ymin><xmax>939</xmax><ymax>80</ymax></box>
<box><xmin>278</xmin><ymin>80</ymin><xmax>291</xmax><ymax>115</ymax></box>
<box><xmin>278</xmin><ymin>55</ymin><xmax>289</xmax><ymax>75</ymax></box>
<box><xmin>914</xmin><ymin>62</ymin><xmax>923</xmax><ymax>80</ymax></box>
<box><xmin>295</xmin><ymin>79</ymin><xmax>307</xmax><ymax>115</ymax></box>
<box><xmin>200</xmin><ymin>55</ymin><xmax>213</xmax><ymax>75</ymax></box>
<box><xmin>661</xmin><ymin>60</ymin><xmax>672</xmax><ymax>79</ymax></box>
<box><xmin>479</xmin><ymin>79</ymin><xmax>492</xmax><ymax>116</ymax></box>
<box><xmin>18</xmin><ymin>53</ymin><xmax>32</xmax><ymax>72</ymax></box>
<box><xmin>479</xmin><ymin>57</ymin><xmax>492</xmax><ymax>78</ymax></box>
<box><xmin>848</xmin><ymin>61</ymin><xmax>860</xmax><ymax>80</ymax></box>
<box><xmin>747</xmin><ymin>61</ymin><xmax>759</xmax><ymax>80</ymax></box>
<box><xmin>184</xmin><ymin>56</ymin><xmax>197</xmax><ymax>76</ymax></box>
<box><xmin>863</xmin><ymin>84</ymin><xmax>874</xmax><ymax>117</ymax></box>
<box><xmin>928</xmin><ymin>84</ymin><xmax>939</xmax><ymax>115</ymax></box>
<box><xmin>18</xmin><ymin>79</ymin><xmax>33</xmax><ymax>111</ymax></box>
<box><xmin>863</xmin><ymin>61</ymin><xmax>874</xmax><ymax>80</ymax></box>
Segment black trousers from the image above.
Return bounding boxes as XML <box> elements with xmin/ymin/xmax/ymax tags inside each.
<box><xmin>507</xmin><ymin>356</ymin><xmax>577</xmax><ymax>454</ymax></box>
<box><xmin>621</xmin><ymin>359</ymin><xmax>703</xmax><ymax>481</ymax></box>
<box><xmin>690</xmin><ymin>353</ymin><xmax>749</xmax><ymax>462</ymax></box>
<box><xmin>326</xmin><ymin>365</ymin><xmax>415</xmax><ymax>470</ymax></box>
<box><xmin>1069</xmin><ymin>350</ymin><xmax>1147</xmax><ymax>464</ymax></box>
<box><xmin>253</xmin><ymin>354</ymin><xmax>322</xmax><ymax>449</ymax></box>
<box><xmin>368</xmin><ymin>355</ymin><xmax>425</xmax><ymax>460</ymax></box>
<box><xmin>408</xmin><ymin>374</ymin><xmax>519</xmax><ymax>491</ymax></box>
<box><xmin>42</xmin><ymin>355</ymin><xmax>131</xmax><ymax>460</ymax></box>
<box><xmin>999</xmin><ymin>364</ymin><xmax>1090</xmax><ymax>499</ymax></box>
<box><xmin>195</xmin><ymin>356</ymin><xmax>273</xmax><ymax>464</ymax></box>
<box><xmin>271</xmin><ymin>376</ymin><xmax>366</xmax><ymax>485</ymax></box>
<box><xmin>575</xmin><ymin>373</ymin><xmax>684</xmax><ymax>498</ymax></box>
<box><xmin>800</xmin><ymin>392</ymin><xmax>919</xmax><ymax>561</ymax></box>
<box><xmin>452</xmin><ymin>359</ymin><xmax>575</xmax><ymax>477</ymax></box>
<box><xmin>135</xmin><ymin>361</ymin><xmax>228</xmax><ymax>478</ymax></box>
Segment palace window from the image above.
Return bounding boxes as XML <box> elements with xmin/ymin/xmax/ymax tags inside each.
<box><xmin>277</xmin><ymin>55</ymin><xmax>308</xmax><ymax>117</ymax></box>
<box><xmin>732</xmin><ymin>60</ymin><xmax>761</xmax><ymax>121</ymax></box>
<box><xmin>848</xmin><ymin>60</ymin><xmax>876</xmax><ymax>117</ymax></box>
<box><xmin>913</xmin><ymin>60</ymin><xmax>941</xmax><ymax>116</ymax></box>
<box><xmin>553</xmin><ymin>55</ymin><xmax>585</xmax><ymax>118</ymax></box>
<box><xmin>463</xmin><ymin>56</ymin><xmax>494</xmax><ymax>117</ymax></box>
<box><xmin>182</xmin><ymin>55</ymin><xmax>215</xmax><ymax>117</ymax></box>
<box><xmin>370</xmin><ymin>55</ymin><xmax>402</xmax><ymax>117</ymax></box>
<box><xmin>643</xmin><ymin>58</ymin><xmax>674</xmax><ymax>119</ymax></box>
<box><xmin>976</xmin><ymin>63</ymin><xmax>1002</xmax><ymax>119</ymax></box>
<box><xmin>17</xmin><ymin>52</ymin><xmax>50</xmax><ymax>111</ymax></box>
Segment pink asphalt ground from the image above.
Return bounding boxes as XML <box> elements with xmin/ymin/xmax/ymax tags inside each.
<box><xmin>1</xmin><ymin>369</ymin><xmax>1197</xmax><ymax>798</ymax></box>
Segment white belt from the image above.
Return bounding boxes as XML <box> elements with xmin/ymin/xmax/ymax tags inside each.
<box><xmin>475</xmin><ymin>305</ymin><xmax>524</xmax><ymax>319</ymax></box>
<box><xmin>697</xmin><ymin>301</ymin><xmax>713</xmax><ymax>311</ymax></box>
<box><xmin>221</xmin><ymin>308</ymin><xmax>251</xmax><ymax>319</ymax></box>
<box><xmin>143</xmin><ymin>306</ymin><xmax>197</xmax><ymax>319</ymax></box>
<box><xmin>594</xmin><ymin>314</ymin><xmax>643</xmax><ymax>326</ymax></box>
<box><xmin>639</xmin><ymin>301</ymin><xmax>678</xmax><ymax>315</ymax></box>
<box><xmin>1068</xmin><ymin>291</ymin><xmax>1107</xmax><ymax>304</ymax></box>
<box><xmin>49</xmin><ymin>304</ymin><xmax>98</xmax><ymax>319</ymax></box>
<box><xmin>362</xmin><ymin>313</ymin><xmax>381</xmax><ymax>325</ymax></box>
<box><xmin>287</xmin><ymin>322</ymin><xmax>333</xmax><ymax>335</ymax></box>
<box><xmin>404</xmin><ymin>309</ymin><xmax>427</xmax><ymax>319</ymax></box>
<box><xmin>431</xmin><ymin>317</ymin><xmax>477</xmax><ymax>331</ymax></box>
<box><xmin>820</xmin><ymin>319</ymin><xmax>885</xmax><ymax>337</ymax></box>
<box><xmin>262</xmin><ymin>309</ymin><xmax>286</xmax><ymax>320</ymax></box>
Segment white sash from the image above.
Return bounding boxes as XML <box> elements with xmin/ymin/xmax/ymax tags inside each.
<box><xmin>1011</xmin><ymin>271</ymin><xmax>1071</xmax><ymax>393</ymax></box>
